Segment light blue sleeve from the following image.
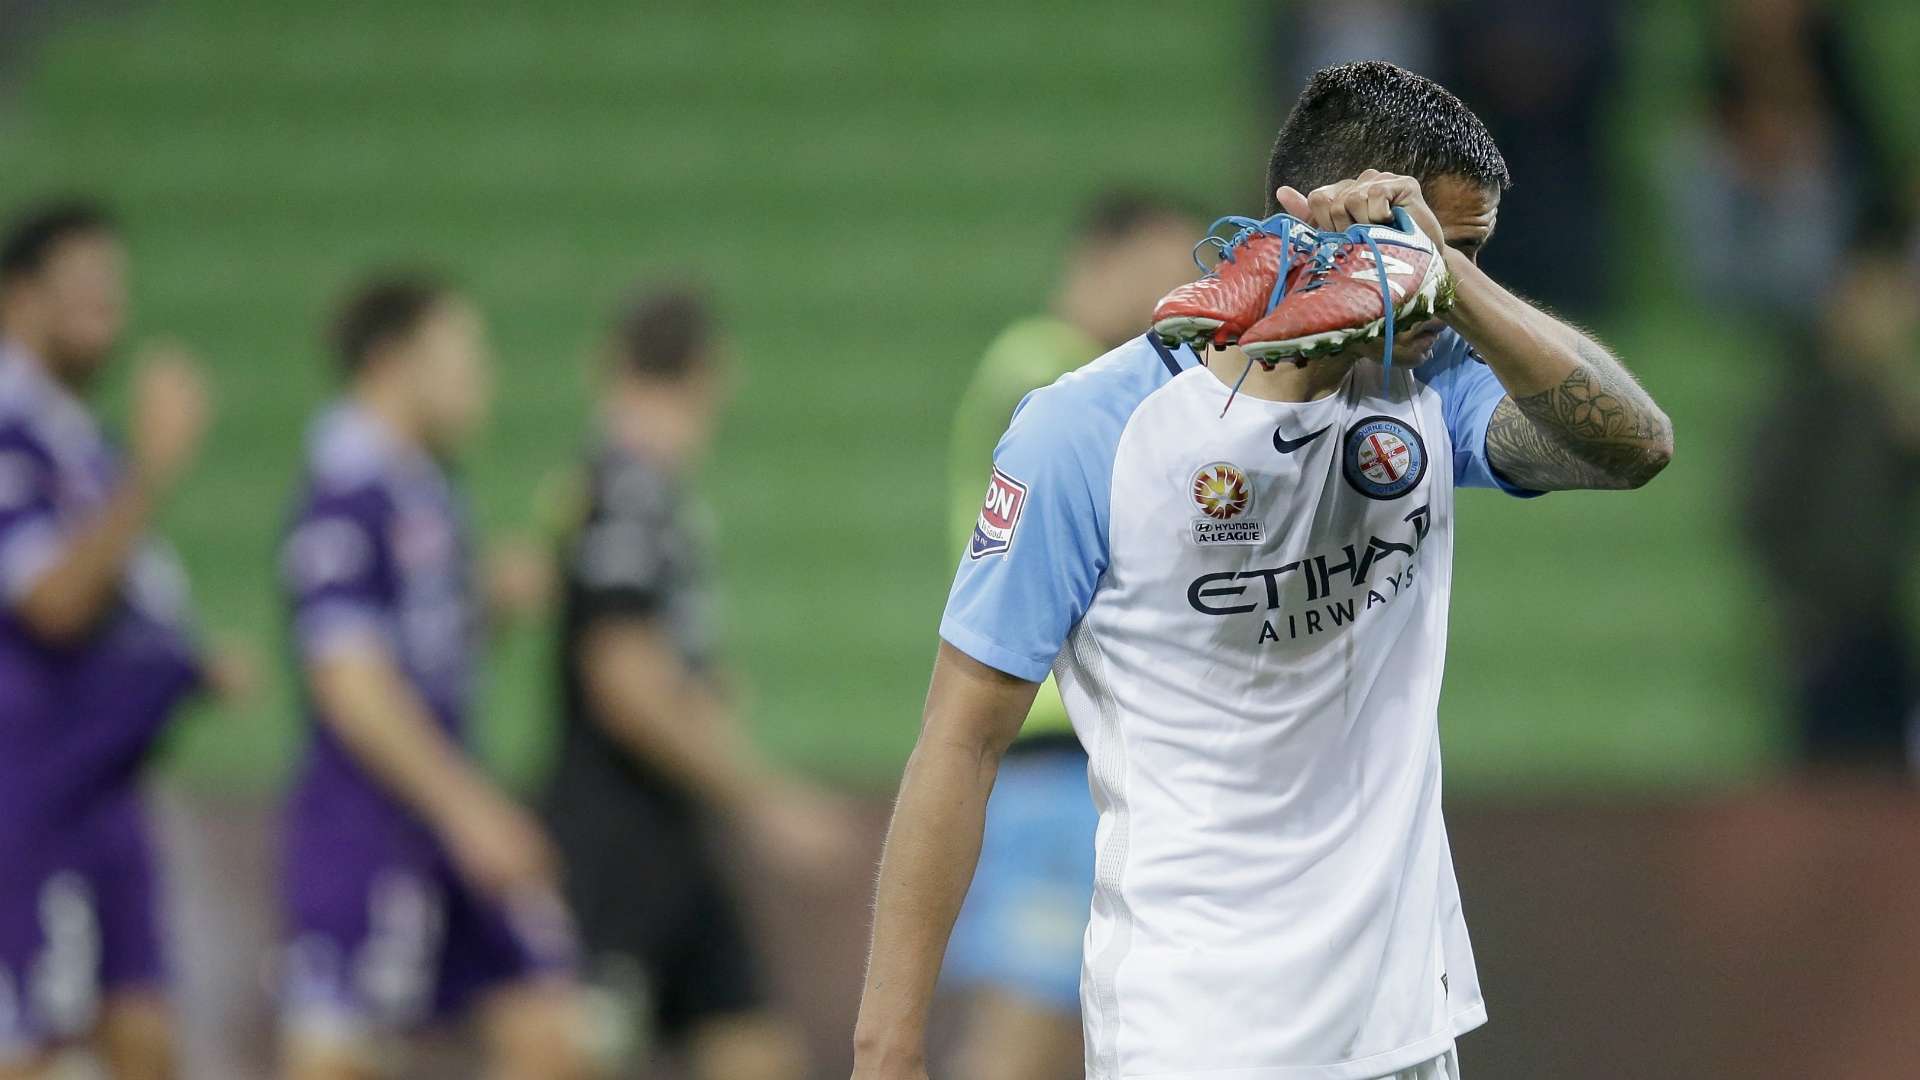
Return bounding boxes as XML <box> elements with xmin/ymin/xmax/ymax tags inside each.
<box><xmin>938</xmin><ymin>383</ymin><xmax>1113</xmax><ymax>683</ymax></box>
<box><xmin>1414</xmin><ymin>330</ymin><xmax>1542</xmax><ymax>497</ymax></box>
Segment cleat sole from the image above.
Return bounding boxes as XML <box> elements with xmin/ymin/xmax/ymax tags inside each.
<box><xmin>1151</xmin><ymin>315</ymin><xmax>1225</xmax><ymax>347</ymax></box>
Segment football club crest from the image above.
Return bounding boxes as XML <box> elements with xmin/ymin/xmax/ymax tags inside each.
<box><xmin>1342</xmin><ymin>416</ymin><xmax>1427</xmax><ymax>500</ymax></box>
<box><xmin>969</xmin><ymin>466</ymin><xmax>1028</xmax><ymax>559</ymax></box>
<box><xmin>1189</xmin><ymin>461</ymin><xmax>1263</xmax><ymax>546</ymax></box>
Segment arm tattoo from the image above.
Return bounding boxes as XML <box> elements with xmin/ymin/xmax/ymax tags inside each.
<box><xmin>1483</xmin><ymin>338</ymin><xmax>1673</xmax><ymax>492</ymax></box>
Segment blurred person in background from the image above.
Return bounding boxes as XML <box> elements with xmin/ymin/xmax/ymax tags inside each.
<box><xmin>1755</xmin><ymin>230</ymin><xmax>1920</xmax><ymax>774</ymax></box>
<box><xmin>276</xmin><ymin>275</ymin><xmax>593</xmax><ymax>1080</ymax></box>
<box><xmin>1671</xmin><ymin>0</ymin><xmax>1917</xmax><ymax>771</ymax></box>
<box><xmin>1430</xmin><ymin>0</ymin><xmax>1620</xmax><ymax>316</ymax></box>
<box><xmin>1278</xmin><ymin>2</ymin><xmax>1435</xmax><ymax>107</ymax></box>
<box><xmin>541</xmin><ymin>286</ymin><xmax>850</xmax><ymax>1080</ymax></box>
<box><xmin>0</xmin><ymin>201</ymin><xmax>217</xmax><ymax>1080</ymax></box>
<box><xmin>1276</xmin><ymin>0</ymin><xmax>1621</xmax><ymax>316</ymax></box>
<box><xmin>940</xmin><ymin>192</ymin><xmax>1197</xmax><ymax>1080</ymax></box>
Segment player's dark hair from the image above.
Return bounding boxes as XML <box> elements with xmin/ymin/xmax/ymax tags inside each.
<box><xmin>330</xmin><ymin>273</ymin><xmax>452</xmax><ymax>378</ymax></box>
<box><xmin>1072</xmin><ymin>190</ymin><xmax>1194</xmax><ymax>247</ymax></box>
<box><xmin>611</xmin><ymin>286</ymin><xmax>714</xmax><ymax>381</ymax></box>
<box><xmin>1265</xmin><ymin>61</ymin><xmax>1511</xmax><ymax>214</ymax></box>
<box><xmin>0</xmin><ymin>200</ymin><xmax>117</xmax><ymax>287</ymax></box>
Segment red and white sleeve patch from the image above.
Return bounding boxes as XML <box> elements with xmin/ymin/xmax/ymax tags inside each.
<box><xmin>968</xmin><ymin>466</ymin><xmax>1028</xmax><ymax>559</ymax></box>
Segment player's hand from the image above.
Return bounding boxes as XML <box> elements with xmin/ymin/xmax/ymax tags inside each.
<box><xmin>747</xmin><ymin>782</ymin><xmax>868</xmax><ymax>887</ymax></box>
<box><xmin>850</xmin><ymin>1041</ymin><xmax>930</xmax><ymax>1080</ymax></box>
<box><xmin>484</xmin><ymin>536</ymin><xmax>555</xmax><ymax>623</ymax></box>
<box><xmin>1276</xmin><ymin>169</ymin><xmax>1446</xmax><ymax>251</ymax></box>
<box><xmin>129</xmin><ymin>342</ymin><xmax>212</xmax><ymax>493</ymax></box>
<box><xmin>850</xmin><ymin>1065</ymin><xmax>929</xmax><ymax>1080</ymax></box>
<box><xmin>439</xmin><ymin>790</ymin><xmax>560</xmax><ymax>897</ymax></box>
<box><xmin>202</xmin><ymin>638</ymin><xmax>262</xmax><ymax>707</ymax></box>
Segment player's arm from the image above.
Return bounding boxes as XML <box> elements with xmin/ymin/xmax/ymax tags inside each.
<box><xmin>286</xmin><ymin>491</ymin><xmax>553</xmax><ymax>897</ymax></box>
<box><xmin>859</xmin><ymin>369</ymin><xmax>1107</xmax><ymax>1077</ymax></box>
<box><xmin>569</xmin><ymin>461</ymin><xmax>855</xmax><ymax>871</ymax></box>
<box><xmin>305</xmin><ymin>647</ymin><xmax>555</xmax><ymax>896</ymax></box>
<box><xmin>10</xmin><ymin>351</ymin><xmax>209</xmax><ymax>643</ymax></box>
<box><xmin>579</xmin><ymin>619</ymin><xmax>856</xmax><ymax>875</ymax></box>
<box><xmin>579</xmin><ymin>616</ymin><xmax>782</xmax><ymax>809</ymax></box>
<box><xmin>1444</xmin><ymin>256</ymin><xmax>1674</xmax><ymax>492</ymax></box>
<box><xmin>852</xmin><ymin>642</ymin><xmax>1036</xmax><ymax>1080</ymax></box>
<box><xmin>1280</xmin><ymin>172</ymin><xmax>1674</xmax><ymax>492</ymax></box>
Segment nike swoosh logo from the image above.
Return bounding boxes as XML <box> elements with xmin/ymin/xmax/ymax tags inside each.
<box><xmin>1272</xmin><ymin>425</ymin><xmax>1330</xmax><ymax>454</ymax></box>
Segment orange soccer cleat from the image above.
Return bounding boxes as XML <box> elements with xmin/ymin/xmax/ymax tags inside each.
<box><xmin>1237</xmin><ymin>208</ymin><xmax>1452</xmax><ymax>369</ymax></box>
<box><xmin>1150</xmin><ymin>214</ymin><xmax>1315</xmax><ymax>349</ymax></box>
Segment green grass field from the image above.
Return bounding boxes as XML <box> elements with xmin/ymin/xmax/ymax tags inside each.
<box><xmin>1</xmin><ymin>1</ymin><xmax>1913</xmax><ymax>795</ymax></box>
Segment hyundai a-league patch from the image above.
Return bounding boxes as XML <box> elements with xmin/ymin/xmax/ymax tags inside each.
<box><xmin>1189</xmin><ymin>461</ymin><xmax>1263</xmax><ymax>545</ymax></box>
<box><xmin>969</xmin><ymin>466</ymin><xmax>1027</xmax><ymax>559</ymax></box>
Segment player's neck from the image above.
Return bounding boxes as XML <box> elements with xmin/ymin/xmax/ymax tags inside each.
<box><xmin>1052</xmin><ymin>282</ymin><xmax>1127</xmax><ymax>350</ymax></box>
<box><xmin>603</xmin><ymin>394</ymin><xmax>695</xmax><ymax>473</ymax></box>
<box><xmin>0</xmin><ymin>315</ymin><xmax>50</xmax><ymax>371</ymax></box>
<box><xmin>0</xmin><ymin>324</ymin><xmax>91</xmax><ymax>397</ymax></box>
<box><xmin>351</xmin><ymin>380</ymin><xmax>428</xmax><ymax>454</ymax></box>
<box><xmin>1210</xmin><ymin>345</ymin><xmax>1355</xmax><ymax>404</ymax></box>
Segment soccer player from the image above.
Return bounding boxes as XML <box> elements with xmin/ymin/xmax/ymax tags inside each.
<box><xmin>852</xmin><ymin>61</ymin><xmax>1674</xmax><ymax>1080</ymax></box>
<box><xmin>540</xmin><ymin>286</ymin><xmax>852</xmax><ymax>1080</ymax></box>
<box><xmin>941</xmin><ymin>192</ymin><xmax>1197</xmax><ymax>1080</ymax></box>
<box><xmin>276</xmin><ymin>276</ymin><xmax>593</xmax><ymax>1080</ymax></box>
<box><xmin>0</xmin><ymin>202</ymin><xmax>213</xmax><ymax>1080</ymax></box>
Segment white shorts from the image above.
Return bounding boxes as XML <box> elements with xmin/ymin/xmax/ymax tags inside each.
<box><xmin>1381</xmin><ymin>1045</ymin><xmax>1460</xmax><ymax>1080</ymax></box>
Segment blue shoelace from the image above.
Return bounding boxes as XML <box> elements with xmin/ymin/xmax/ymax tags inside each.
<box><xmin>1193</xmin><ymin>212</ymin><xmax>1309</xmax><ymax>326</ymax></box>
<box><xmin>1218</xmin><ymin>209</ymin><xmax>1429</xmax><ymax>417</ymax></box>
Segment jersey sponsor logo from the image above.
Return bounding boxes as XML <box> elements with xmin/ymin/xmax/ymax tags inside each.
<box><xmin>1186</xmin><ymin>504</ymin><xmax>1433</xmax><ymax>643</ymax></box>
<box><xmin>283</xmin><ymin>517</ymin><xmax>374</xmax><ymax>591</ymax></box>
<box><xmin>969</xmin><ymin>466</ymin><xmax>1028</xmax><ymax>559</ymax></box>
<box><xmin>1189</xmin><ymin>461</ymin><xmax>1262</xmax><ymax>546</ymax></box>
<box><xmin>1342</xmin><ymin>415</ymin><xmax>1427</xmax><ymax>500</ymax></box>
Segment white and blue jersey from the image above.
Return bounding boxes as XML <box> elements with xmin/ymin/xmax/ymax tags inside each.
<box><xmin>943</xmin><ymin>330</ymin><xmax>1529</xmax><ymax>1080</ymax></box>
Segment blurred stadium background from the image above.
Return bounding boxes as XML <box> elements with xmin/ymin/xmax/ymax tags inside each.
<box><xmin>3</xmin><ymin>1</ymin><xmax>1919</xmax><ymax>1077</ymax></box>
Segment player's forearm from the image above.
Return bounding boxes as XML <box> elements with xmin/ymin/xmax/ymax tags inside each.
<box><xmin>580</xmin><ymin>623</ymin><xmax>776</xmax><ymax>812</ymax></box>
<box><xmin>309</xmin><ymin>655</ymin><xmax>501</xmax><ymax>832</ymax></box>
<box><xmin>1444</xmin><ymin>252</ymin><xmax>1674</xmax><ymax>489</ymax></box>
<box><xmin>852</xmin><ymin>734</ymin><xmax>1002</xmax><ymax>1068</ymax></box>
<box><xmin>598</xmin><ymin>682</ymin><xmax>772</xmax><ymax>813</ymax></box>
<box><xmin>14</xmin><ymin>477</ymin><xmax>160</xmax><ymax>644</ymax></box>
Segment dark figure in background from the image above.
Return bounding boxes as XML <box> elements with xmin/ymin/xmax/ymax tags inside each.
<box><xmin>1275</xmin><ymin>0</ymin><xmax>1622</xmax><ymax>317</ymax></box>
<box><xmin>542</xmin><ymin>287</ymin><xmax>855</xmax><ymax>1080</ymax></box>
<box><xmin>1675</xmin><ymin>0</ymin><xmax>1918</xmax><ymax>772</ymax></box>
<box><xmin>1759</xmin><ymin>241</ymin><xmax>1920</xmax><ymax>771</ymax></box>
<box><xmin>1429</xmin><ymin>0</ymin><xmax>1620</xmax><ymax>317</ymax></box>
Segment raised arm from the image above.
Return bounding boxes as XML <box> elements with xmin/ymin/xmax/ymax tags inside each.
<box><xmin>1445</xmin><ymin>254</ymin><xmax>1674</xmax><ymax>491</ymax></box>
<box><xmin>12</xmin><ymin>351</ymin><xmax>209</xmax><ymax>643</ymax></box>
<box><xmin>1278</xmin><ymin>171</ymin><xmax>1674</xmax><ymax>493</ymax></box>
<box><xmin>851</xmin><ymin>642</ymin><xmax>1037</xmax><ymax>1080</ymax></box>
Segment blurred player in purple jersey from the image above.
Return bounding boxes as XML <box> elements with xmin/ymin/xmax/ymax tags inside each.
<box><xmin>276</xmin><ymin>275</ymin><xmax>595</xmax><ymax>1080</ymax></box>
<box><xmin>0</xmin><ymin>202</ymin><xmax>213</xmax><ymax>1079</ymax></box>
